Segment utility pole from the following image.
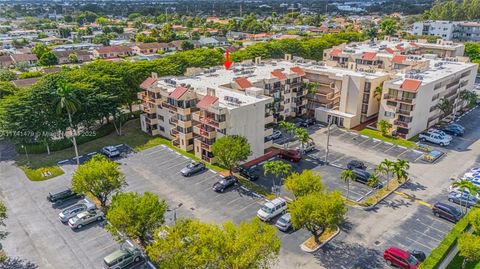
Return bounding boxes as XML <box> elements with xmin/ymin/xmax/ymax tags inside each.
<box><xmin>21</xmin><ymin>145</ymin><xmax>30</xmax><ymax>165</ymax></box>
<box><xmin>324</xmin><ymin>117</ymin><xmax>332</xmax><ymax>165</ymax></box>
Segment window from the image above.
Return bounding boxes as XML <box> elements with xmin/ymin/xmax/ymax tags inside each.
<box><xmin>158</xmin><ymin>115</ymin><xmax>164</xmax><ymax>122</ymax></box>
<box><xmin>159</xmin><ymin>126</ymin><xmax>165</xmax><ymax>132</ymax></box>
<box><xmin>384</xmin><ymin>111</ymin><xmax>394</xmax><ymax>118</ymax></box>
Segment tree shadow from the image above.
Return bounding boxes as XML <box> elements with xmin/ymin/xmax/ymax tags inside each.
<box><xmin>313</xmin><ymin>241</ymin><xmax>385</xmax><ymax>269</ymax></box>
<box><xmin>381</xmin><ymin>198</ymin><xmax>412</xmax><ymax>210</ymax></box>
<box><xmin>400</xmin><ymin>181</ymin><xmax>427</xmax><ymax>192</ymax></box>
<box><xmin>0</xmin><ymin>257</ymin><xmax>38</xmax><ymax>269</ymax></box>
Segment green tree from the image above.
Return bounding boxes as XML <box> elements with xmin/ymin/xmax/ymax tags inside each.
<box><xmin>458</xmin><ymin>233</ymin><xmax>480</xmax><ymax>269</ymax></box>
<box><xmin>0</xmin><ymin>199</ymin><xmax>7</xmax><ymax>241</ymax></box>
<box><xmin>294</xmin><ymin>127</ymin><xmax>311</xmax><ymax>150</ymax></box>
<box><xmin>278</xmin><ymin>121</ymin><xmax>296</xmax><ymax>147</ymax></box>
<box><xmin>106</xmin><ymin>192</ymin><xmax>167</xmax><ymax>246</ymax></box>
<box><xmin>460</xmin><ymin>90</ymin><xmax>478</xmax><ymax>108</ymax></box>
<box><xmin>373</xmin><ymin>86</ymin><xmax>383</xmax><ymax>102</ymax></box>
<box><xmin>380</xmin><ymin>17</ymin><xmax>398</xmax><ymax>36</ymax></box>
<box><xmin>368</xmin><ymin>173</ymin><xmax>381</xmax><ymax>188</ymax></box>
<box><xmin>181</xmin><ymin>40</ymin><xmax>194</xmax><ymax>50</ymax></box>
<box><xmin>376</xmin><ymin>159</ymin><xmax>395</xmax><ymax>190</ymax></box>
<box><xmin>364</xmin><ymin>26</ymin><xmax>378</xmax><ymax>41</ymax></box>
<box><xmin>72</xmin><ymin>154</ymin><xmax>126</xmax><ymax>207</ymax></box>
<box><xmin>340</xmin><ymin>169</ymin><xmax>356</xmax><ymax>200</ymax></box>
<box><xmin>0</xmin><ymin>69</ymin><xmax>16</xmax><ymax>81</ymax></box>
<box><xmin>211</xmin><ymin>135</ymin><xmax>251</xmax><ymax>175</ymax></box>
<box><xmin>0</xmin><ymin>81</ymin><xmax>17</xmax><ymax>99</ymax></box>
<box><xmin>32</xmin><ymin>43</ymin><xmax>50</xmax><ymax>58</ymax></box>
<box><xmin>452</xmin><ymin>179</ymin><xmax>479</xmax><ymax>213</ymax></box>
<box><xmin>146</xmin><ymin>218</ymin><xmax>280</xmax><ymax>268</ymax></box>
<box><xmin>392</xmin><ymin>159</ymin><xmax>410</xmax><ymax>183</ymax></box>
<box><xmin>54</xmin><ymin>81</ymin><xmax>81</xmax><ymax>164</ymax></box>
<box><xmin>436</xmin><ymin>97</ymin><xmax>453</xmax><ymax>117</ymax></box>
<box><xmin>96</xmin><ymin>16</ymin><xmax>109</xmax><ymax>26</ymax></box>
<box><xmin>377</xmin><ymin>119</ymin><xmax>393</xmax><ymax>136</ymax></box>
<box><xmin>264</xmin><ymin>160</ymin><xmax>292</xmax><ymax>196</ymax></box>
<box><xmin>38</xmin><ymin>51</ymin><xmax>58</xmax><ymax>66</ymax></box>
<box><xmin>68</xmin><ymin>52</ymin><xmax>79</xmax><ymax>63</ymax></box>
<box><xmin>469</xmin><ymin>208</ymin><xmax>480</xmax><ymax>233</ymax></box>
<box><xmin>284</xmin><ymin>169</ymin><xmax>324</xmax><ymax>198</ymax></box>
<box><xmin>288</xmin><ymin>191</ymin><xmax>347</xmax><ymax>243</ymax></box>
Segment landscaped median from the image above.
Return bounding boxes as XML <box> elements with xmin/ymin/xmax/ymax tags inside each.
<box><xmin>358</xmin><ymin>128</ymin><xmax>418</xmax><ymax>149</ymax></box>
<box><xmin>300</xmin><ymin>227</ymin><xmax>340</xmax><ymax>252</ymax></box>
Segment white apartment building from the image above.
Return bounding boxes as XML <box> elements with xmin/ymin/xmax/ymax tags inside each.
<box><xmin>413</xmin><ymin>21</ymin><xmax>480</xmax><ymax>42</ymax></box>
<box><xmin>378</xmin><ymin>59</ymin><xmax>478</xmax><ymax>139</ymax></box>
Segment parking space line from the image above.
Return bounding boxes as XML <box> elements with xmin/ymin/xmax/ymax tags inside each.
<box><xmin>414</xmin><ymin>154</ymin><xmax>424</xmax><ymax>163</ymax></box>
<box><xmin>143</xmin><ymin>148</ymin><xmax>167</xmax><ymax>156</ymax></box>
<box><xmin>413</xmin><ymin>219</ymin><xmax>450</xmax><ymax>236</ymax></box>
<box><xmin>195</xmin><ymin>175</ymin><xmax>218</xmax><ymax>185</ymax></box>
<box><xmin>226</xmin><ymin>197</ymin><xmax>243</xmax><ymax>205</ymax></box>
<box><xmin>331</xmin><ymin>156</ymin><xmax>345</xmax><ymax>164</ymax></box>
<box><xmin>168</xmin><ymin>160</ymin><xmax>192</xmax><ymax>170</ymax></box>
<box><xmin>405</xmin><ymin>235</ymin><xmax>434</xmax><ymax>250</ymax></box>
<box><xmin>357</xmin><ymin>138</ymin><xmax>371</xmax><ymax>145</ymax></box>
<box><xmin>384</xmin><ymin>145</ymin><xmax>397</xmax><ymax>152</ymax></box>
<box><xmin>371</xmin><ymin>141</ymin><xmax>383</xmax><ymax>149</ymax></box>
<box><xmin>236</xmin><ymin>201</ymin><xmax>261</xmax><ymax>213</ymax></box>
<box><xmin>396</xmin><ymin>149</ymin><xmax>409</xmax><ymax>158</ymax></box>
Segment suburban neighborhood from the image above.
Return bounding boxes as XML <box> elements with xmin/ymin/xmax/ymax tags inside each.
<box><xmin>1</xmin><ymin>0</ymin><xmax>480</xmax><ymax>269</ymax></box>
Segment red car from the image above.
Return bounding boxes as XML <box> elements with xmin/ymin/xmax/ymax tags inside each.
<box><xmin>279</xmin><ymin>149</ymin><xmax>301</xmax><ymax>162</ymax></box>
<box><xmin>384</xmin><ymin>247</ymin><xmax>420</xmax><ymax>269</ymax></box>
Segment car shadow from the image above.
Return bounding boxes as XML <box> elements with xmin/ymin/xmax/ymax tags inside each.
<box><xmin>0</xmin><ymin>257</ymin><xmax>38</xmax><ymax>269</ymax></box>
<box><xmin>71</xmin><ymin>219</ymin><xmax>108</xmax><ymax>233</ymax></box>
<box><xmin>51</xmin><ymin>197</ymin><xmax>85</xmax><ymax>209</ymax></box>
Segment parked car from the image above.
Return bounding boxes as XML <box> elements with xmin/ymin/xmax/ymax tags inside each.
<box><xmin>470</xmin><ymin>167</ymin><xmax>480</xmax><ymax>173</ymax></box>
<box><xmin>418</xmin><ymin>132</ymin><xmax>451</xmax><ymax>146</ymax></box>
<box><xmin>449</xmin><ymin>123</ymin><xmax>465</xmax><ymax>131</ymax></box>
<box><xmin>257</xmin><ymin>198</ymin><xmax>287</xmax><ymax>222</ymax></box>
<box><xmin>447</xmin><ymin>192</ymin><xmax>479</xmax><ymax>208</ymax></box>
<box><xmin>299</xmin><ymin>118</ymin><xmax>315</xmax><ymax>127</ymax></box>
<box><xmin>237</xmin><ymin>166</ymin><xmax>258</xmax><ymax>181</ymax></box>
<box><xmin>383</xmin><ymin>247</ymin><xmax>420</xmax><ymax>269</ymax></box>
<box><xmin>268</xmin><ymin>130</ymin><xmax>282</xmax><ymax>141</ymax></box>
<box><xmin>347</xmin><ymin>160</ymin><xmax>366</xmax><ymax>170</ymax></box>
<box><xmin>180</xmin><ymin>161</ymin><xmax>206</xmax><ymax>176</ymax></box>
<box><xmin>68</xmin><ymin>209</ymin><xmax>104</xmax><ymax>229</ymax></box>
<box><xmin>47</xmin><ymin>188</ymin><xmax>83</xmax><ymax>207</ymax></box>
<box><xmin>275</xmin><ymin>213</ymin><xmax>292</xmax><ymax>232</ymax></box>
<box><xmin>409</xmin><ymin>250</ymin><xmax>426</xmax><ymax>262</ymax></box>
<box><xmin>442</xmin><ymin>124</ymin><xmax>464</xmax><ymax>136</ymax></box>
<box><xmin>103</xmin><ymin>247</ymin><xmax>142</xmax><ymax>269</ymax></box>
<box><xmin>296</xmin><ymin>141</ymin><xmax>315</xmax><ymax>154</ymax></box>
<box><xmin>101</xmin><ymin>146</ymin><xmax>120</xmax><ymax>158</ymax></box>
<box><xmin>448</xmin><ymin>186</ymin><xmax>480</xmax><ymax>199</ymax></box>
<box><xmin>212</xmin><ymin>176</ymin><xmax>237</xmax><ymax>192</ymax></box>
<box><xmin>58</xmin><ymin>200</ymin><xmax>96</xmax><ymax>223</ymax></box>
<box><xmin>280</xmin><ymin>149</ymin><xmax>302</xmax><ymax>162</ymax></box>
<box><xmin>432</xmin><ymin>202</ymin><xmax>463</xmax><ymax>223</ymax></box>
<box><xmin>427</xmin><ymin>129</ymin><xmax>452</xmax><ymax>140</ymax></box>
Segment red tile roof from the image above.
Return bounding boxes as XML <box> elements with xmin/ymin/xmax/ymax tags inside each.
<box><xmin>140</xmin><ymin>77</ymin><xmax>157</xmax><ymax>90</ymax></box>
<box><xmin>409</xmin><ymin>42</ymin><xmax>419</xmax><ymax>47</ymax></box>
<box><xmin>391</xmin><ymin>55</ymin><xmax>407</xmax><ymax>64</ymax></box>
<box><xmin>385</xmin><ymin>48</ymin><xmax>395</xmax><ymax>54</ymax></box>
<box><xmin>169</xmin><ymin>86</ymin><xmax>189</xmax><ymax>100</ymax></box>
<box><xmin>290</xmin><ymin>66</ymin><xmax>305</xmax><ymax>76</ymax></box>
<box><xmin>234</xmin><ymin>77</ymin><xmax>253</xmax><ymax>89</ymax></box>
<box><xmin>330</xmin><ymin>48</ymin><xmax>342</xmax><ymax>57</ymax></box>
<box><xmin>10</xmin><ymin>53</ymin><xmax>38</xmax><ymax>62</ymax></box>
<box><xmin>400</xmin><ymin>79</ymin><xmax>422</xmax><ymax>92</ymax></box>
<box><xmin>395</xmin><ymin>44</ymin><xmax>405</xmax><ymax>52</ymax></box>
<box><xmin>362</xmin><ymin>52</ymin><xmax>376</xmax><ymax>60</ymax></box>
<box><xmin>197</xmin><ymin>95</ymin><xmax>219</xmax><ymax>110</ymax></box>
<box><xmin>96</xmin><ymin>45</ymin><xmax>132</xmax><ymax>54</ymax></box>
<box><xmin>271</xmin><ymin>70</ymin><xmax>287</xmax><ymax>81</ymax></box>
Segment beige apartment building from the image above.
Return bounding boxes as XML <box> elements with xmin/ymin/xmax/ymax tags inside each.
<box><xmin>378</xmin><ymin>59</ymin><xmax>478</xmax><ymax>139</ymax></box>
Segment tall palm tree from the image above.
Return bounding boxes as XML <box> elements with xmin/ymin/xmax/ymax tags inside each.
<box><xmin>392</xmin><ymin>159</ymin><xmax>410</xmax><ymax>183</ymax></box>
<box><xmin>294</xmin><ymin>127</ymin><xmax>311</xmax><ymax>151</ymax></box>
<box><xmin>436</xmin><ymin>97</ymin><xmax>453</xmax><ymax>117</ymax></box>
<box><xmin>368</xmin><ymin>173</ymin><xmax>381</xmax><ymax>189</ymax></box>
<box><xmin>376</xmin><ymin>159</ymin><xmax>395</xmax><ymax>190</ymax></box>
<box><xmin>55</xmin><ymin>82</ymin><xmax>81</xmax><ymax>165</ymax></box>
<box><xmin>452</xmin><ymin>179</ymin><xmax>479</xmax><ymax>214</ymax></box>
<box><xmin>263</xmin><ymin>160</ymin><xmax>292</xmax><ymax>197</ymax></box>
<box><xmin>373</xmin><ymin>86</ymin><xmax>383</xmax><ymax>102</ymax></box>
<box><xmin>340</xmin><ymin>169</ymin><xmax>356</xmax><ymax>200</ymax></box>
<box><xmin>278</xmin><ymin>121</ymin><xmax>296</xmax><ymax>147</ymax></box>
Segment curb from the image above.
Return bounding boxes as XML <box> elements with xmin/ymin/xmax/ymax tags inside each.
<box><xmin>300</xmin><ymin>227</ymin><xmax>340</xmax><ymax>253</ymax></box>
<box><xmin>362</xmin><ymin>179</ymin><xmax>411</xmax><ymax>210</ymax></box>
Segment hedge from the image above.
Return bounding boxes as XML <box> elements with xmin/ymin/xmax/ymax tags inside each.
<box><xmin>419</xmin><ymin>209</ymin><xmax>476</xmax><ymax>269</ymax></box>
<box><xmin>15</xmin><ymin>112</ymin><xmax>139</xmax><ymax>154</ymax></box>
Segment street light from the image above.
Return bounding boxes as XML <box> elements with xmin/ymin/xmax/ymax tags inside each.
<box><xmin>324</xmin><ymin>117</ymin><xmax>332</xmax><ymax>165</ymax></box>
<box><xmin>167</xmin><ymin>203</ymin><xmax>183</xmax><ymax>224</ymax></box>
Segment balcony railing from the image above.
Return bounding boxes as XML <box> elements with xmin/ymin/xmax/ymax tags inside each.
<box><xmin>394</xmin><ymin>120</ymin><xmax>411</xmax><ymax>128</ymax></box>
<box><xmin>162</xmin><ymin>102</ymin><xmax>178</xmax><ymax>112</ymax></box>
<box><xmin>384</xmin><ymin>94</ymin><xmax>415</xmax><ymax>104</ymax></box>
<box><xmin>169</xmin><ymin>117</ymin><xmax>178</xmax><ymax>125</ymax></box>
<box><xmin>396</xmin><ymin>109</ymin><xmax>412</xmax><ymax>116</ymax></box>
<box><xmin>170</xmin><ymin>128</ymin><xmax>179</xmax><ymax>137</ymax></box>
<box><xmin>201</xmin><ymin>142</ymin><xmax>212</xmax><ymax>151</ymax></box>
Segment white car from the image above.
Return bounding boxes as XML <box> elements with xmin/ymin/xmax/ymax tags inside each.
<box><xmin>257</xmin><ymin>198</ymin><xmax>287</xmax><ymax>222</ymax></box>
<box><xmin>268</xmin><ymin>130</ymin><xmax>282</xmax><ymax>141</ymax></box>
<box><xmin>419</xmin><ymin>132</ymin><xmax>451</xmax><ymax>146</ymax></box>
<box><xmin>448</xmin><ymin>186</ymin><xmax>480</xmax><ymax>198</ymax></box>
<box><xmin>427</xmin><ymin>128</ymin><xmax>452</xmax><ymax>140</ymax></box>
<box><xmin>470</xmin><ymin>167</ymin><xmax>480</xmax><ymax>173</ymax></box>
<box><xmin>101</xmin><ymin>146</ymin><xmax>120</xmax><ymax>158</ymax></box>
<box><xmin>464</xmin><ymin>172</ymin><xmax>480</xmax><ymax>179</ymax></box>
<box><xmin>296</xmin><ymin>141</ymin><xmax>315</xmax><ymax>154</ymax></box>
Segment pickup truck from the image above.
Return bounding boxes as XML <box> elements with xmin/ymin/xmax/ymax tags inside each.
<box><xmin>419</xmin><ymin>132</ymin><xmax>451</xmax><ymax>146</ymax></box>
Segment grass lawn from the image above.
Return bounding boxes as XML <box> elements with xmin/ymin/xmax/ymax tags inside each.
<box><xmin>22</xmin><ymin>166</ymin><xmax>65</xmax><ymax>181</ymax></box>
<box><xmin>447</xmin><ymin>253</ymin><xmax>480</xmax><ymax>269</ymax></box>
<box><xmin>361</xmin><ymin>180</ymin><xmax>401</xmax><ymax>207</ymax></box>
<box><xmin>358</xmin><ymin>129</ymin><xmax>418</xmax><ymax>149</ymax></box>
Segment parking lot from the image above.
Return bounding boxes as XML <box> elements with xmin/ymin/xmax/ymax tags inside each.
<box><xmin>57</xmin><ymin>144</ymin><xmax>134</xmax><ymax>166</ymax></box>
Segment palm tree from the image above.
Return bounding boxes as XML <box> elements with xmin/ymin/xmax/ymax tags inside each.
<box><xmin>263</xmin><ymin>160</ymin><xmax>292</xmax><ymax>197</ymax></box>
<box><xmin>294</xmin><ymin>127</ymin><xmax>311</xmax><ymax>151</ymax></box>
<box><xmin>452</xmin><ymin>179</ymin><xmax>479</xmax><ymax>214</ymax></box>
<box><xmin>278</xmin><ymin>121</ymin><xmax>296</xmax><ymax>147</ymax></box>
<box><xmin>368</xmin><ymin>173</ymin><xmax>381</xmax><ymax>189</ymax></box>
<box><xmin>340</xmin><ymin>169</ymin><xmax>356</xmax><ymax>200</ymax></box>
<box><xmin>460</xmin><ymin>90</ymin><xmax>478</xmax><ymax>109</ymax></box>
<box><xmin>375</xmin><ymin>159</ymin><xmax>395</xmax><ymax>190</ymax></box>
<box><xmin>54</xmin><ymin>82</ymin><xmax>81</xmax><ymax>165</ymax></box>
<box><xmin>436</xmin><ymin>97</ymin><xmax>453</xmax><ymax>117</ymax></box>
<box><xmin>373</xmin><ymin>86</ymin><xmax>383</xmax><ymax>102</ymax></box>
<box><xmin>392</xmin><ymin>159</ymin><xmax>410</xmax><ymax>183</ymax></box>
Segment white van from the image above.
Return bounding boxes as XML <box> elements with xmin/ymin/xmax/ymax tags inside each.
<box><xmin>257</xmin><ymin>198</ymin><xmax>287</xmax><ymax>222</ymax></box>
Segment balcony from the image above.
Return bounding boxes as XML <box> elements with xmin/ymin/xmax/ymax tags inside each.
<box><xmin>146</xmin><ymin>128</ymin><xmax>160</xmax><ymax>136</ymax></box>
<box><xmin>396</xmin><ymin>109</ymin><xmax>412</xmax><ymax>116</ymax></box>
<box><xmin>177</xmin><ymin>107</ymin><xmax>191</xmax><ymax>115</ymax></box>
<box><xmin>193</xmin><ymin>113</ymin><xmax>227</xmax><ymax>129</ymax></box>
<box><xmin>172</xmin><ymin>139</ymin><xmax>180</xmax><ymax>147</ymax></box>
<box><xmin>193</xmin><ymin>125</ymin><xmax>216</xmax><ymax>139</ymax></box>
<box><xmin>145</xmin><ymin>117</ymin><xmax>159</xmax><ymax>125</ymax></box>
<box><xmin>201</xmin><ymin>155</ymin><xmax>215</xmax><ymax>163</ymax></box>
<box><xmin>394</xmin><ymin>120</ymin><xmax>411</xmax><ymax>128</ymax></box>
<box><xmin>170</xmin><ymin>128</ymin><xmax>179</xmax><ymax>137</ymax></box>
<box><xmin>200</xmin><ymin>142</ymin><xmax>212</xmax><ymax>151</ymax></box>
<box><xmin>177</xmin><ymin>119</ymin><xmax>192</xmax><ymax>129</ymax></box>
<box><xmin>169</xmin><ymin>117</ymin><xmax>178</xmax><ymax>125</ymax></box>
<box><xmin>384</xmin><ymin>94</ymin><xmax>415</xmax><ymax>104</ymax></box>
<box><xmin>140</xmin><ymin>104</ymin><xmax>156</xmax><ymax>114</ymax></box>
<box><xmin>162</xmin><ymin>102</ymin><xmax>178</xmax><ymax>112</ymax></box>
<box><xmin>296</xmin><ymin>99</ymin><xmax>308</xmax><ymax>106</ymax></box>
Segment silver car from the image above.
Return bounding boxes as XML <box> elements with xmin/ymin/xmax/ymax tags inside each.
<box><xmin>68</xmin><ymin>209</ymin><xmax>104</xmax><ymax>229</ymax></box>
<box><xmin>101</xmin><ymin>146</ymin><xmax>120</xmax><ymax>158</ymax></box>
<box><xmin>275</xmin><ymin>213</ymin><xmax>292</xmax><ymax>232</ymax></box>
<box><xmin>59</xmin><ymin>200</ymin><xmax>96</xmax><ymax>223</ymax></box>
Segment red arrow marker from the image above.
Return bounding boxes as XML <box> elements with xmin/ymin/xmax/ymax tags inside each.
<box><xmin>223</xmin><ymin>50</ymin><xmax>233</xmax><ymax>70</ymax></box>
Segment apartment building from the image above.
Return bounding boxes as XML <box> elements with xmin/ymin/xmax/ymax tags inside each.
<box><xmin>378</xmin><ymin>59</ymin><xmax>478</xmax><ymax>139</ymax></box>
<box><xmin>323</xmin><ymin>37</ymin><xmax>465</xmax><ymax>68</ymax></box>
<box><xmin>413</xmin><ymin>21</ymin><xmax>480</xmax><ymax>42</ymax></box>
<box><xmin>138</xmin><ymin>61</ymin><xmax>308</xmax><ymax>162</ymax></box>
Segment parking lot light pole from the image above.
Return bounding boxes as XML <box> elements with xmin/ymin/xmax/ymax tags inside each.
<box><xmin>21</xmin><ymin>144</ymin><xmax>30</xmax><ymax>165</ymax></box>
<box><xmin>324</xmin><ymin>118</ymin><xmax>331</xmax><ymax>165</ymax></box>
